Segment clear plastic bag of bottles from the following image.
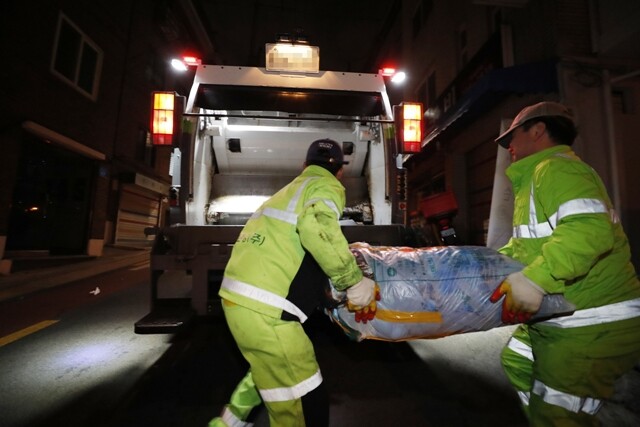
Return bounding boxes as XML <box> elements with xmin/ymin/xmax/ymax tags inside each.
<box><xmin>325</xmin><ymin>243</ymin><xmax>524</xmax><ymax>342</ymax></box>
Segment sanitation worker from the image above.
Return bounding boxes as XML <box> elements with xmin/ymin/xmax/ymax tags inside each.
<box><xmin>209</xmin><ymin>138</ymin><xmax>378</xmax><ymax>427</ymax></box>
<box><xmin>490</xmin><ymin>101</ymin><xmax>640</xmax><ymax>426</ymax></box>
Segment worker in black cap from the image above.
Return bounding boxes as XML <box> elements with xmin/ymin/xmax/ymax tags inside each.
<box><xmin>210</xmin><ymin>138</ymin><xmax>379</xmax><ymax>427</ymax></box>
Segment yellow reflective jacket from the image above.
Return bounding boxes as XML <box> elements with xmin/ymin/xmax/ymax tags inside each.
<box><xmin>499</xmin><ymin>145</ymin><xmax>640</xmax><ymax>310</ymax></box>
<box><xmin>220</xmin><ymin>165</ymin><xmax>362</xmax><ymax>320</ymax></box>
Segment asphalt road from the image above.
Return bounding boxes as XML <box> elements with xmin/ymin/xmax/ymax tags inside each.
<box><xmin>0</xmin><ymin>267</ymin><xmax>172</xmax><ymax>427</ymax></box>
<box><xmin>1</xmin><ymin>265</ymin><xmax>638</xmax><ymax>427</ymax></box>
<box><xmin>102</xmin><ymin>314</ymin><xmax>530</xmax><ymax>427</ymax></box>
<box><xmin>0</xmin><ymin>265</ymin><xmax>526</xmax><ymax>427</ymax></box>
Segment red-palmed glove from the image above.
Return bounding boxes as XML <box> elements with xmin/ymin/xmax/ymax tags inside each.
<box><xmin>489</xmin><ymin>271</ymin><xmax>546</xmax><ymax>324</ymax></box>
<box><xmin>348</xmin><ymin>284</ymin><xmax>381</xmax><ymax>323</ymax></box>
<box><xmin>346</xmin><ymin>277</ymin><xmax>376</xmax><ymax>307</ymax></box>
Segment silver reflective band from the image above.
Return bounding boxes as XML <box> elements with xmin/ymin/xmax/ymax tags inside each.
<box><xmin>260</xmin><ymin>207</ymin><xmax>298</xmax><ymax>225</ymax></box>
<box><xmin>249</xmin><ymin>177</ymin><xmax>319</xmax><ymax>225</ymax></box>
<box><xmin>513</xmin><ymin>183</ymin><xmax>553</xmax><ymax>238</ymax></box>
<box><xmin>507</xmin><ymin>336</ymin><xmax>534</xmax><ymax>361</ymax></box>
<box><xmin>514</xmin><ymin>222</ymin><xmax>553</xmax><ymax>239</ymax></box>
<box><xmin>287</xmin><ymin>177</ymin><xmax>317</xmax><ymax>212</ymax></box>
<box><xmin>221</xmin><ymin>406</ymin><xmax>254</xmax><ymax>427</ymax></box>
<box><xmin>513</xmin><ymin>181</ymin><xmax>612</xmax><ymax>239</ymax></box>
<box><xmin>533</xmin><ymin>380</ymin><xmax>602</xmax><ymax>414</ymax></box>
<box><xmin>556</xmin><ymin>198</ymin><xmax>608</xmax><ymax>222</ymax></box>
<box><xmin>221</xmin><ymin>278</ymin><xmax>308</xmax><ymax>323</ymax></box>
<box><xmin>517</xmin><ymin>390</ymin><xmax>530</xmax><ymax>407</ymax></box>
<box><xmin>540</xmin><ymin>297</ymin><xmax>640</xmax><ymax>328</ymax></box>
<box><xmin>258</xmin><ymin>370</ymin><xmax>323</xmax><ymax>402</ymax></box>
<box><xmin>304</xmin><ymin>197</ymin><xmax>341</xmax><ymax>219</ymax></box>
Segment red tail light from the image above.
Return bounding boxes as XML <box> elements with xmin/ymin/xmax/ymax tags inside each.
<box><xmin>394</xmin><ymin>102</ymin><xmax>423</xmax><ymax>154</ymax></box>
<box><xmin>151</xmin><ymin>92</ymin><xmax>177</xmax><ymax>145</ymax></box>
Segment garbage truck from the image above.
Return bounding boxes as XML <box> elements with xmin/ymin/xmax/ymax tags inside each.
<box><xmin>134</xmin><ymin>43</ymin><xmax>424</xmax><ymax>334</ymax></box>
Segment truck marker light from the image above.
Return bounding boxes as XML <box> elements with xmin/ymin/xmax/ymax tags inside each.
<box><xmin>394</xmin><ymin>102</ymin><xmax>423</xmax><ymax>154</ymax></box>
<box><xmin>380</xmin><ymin>67</ymin><xmax>406</xmax><ymax>84</ymax></box>
<box><xmin>170</xmin><ymin>59</ymin><xmax>188</xmax><ymax>71</ymax></box>
<box><xmin>380</xmin><ymin>67</ymin><xmax>396</xmax><ymax>76</ymax></box>
<box><xmin>391</xmin><ymin>71</ymin><xmax>406</xmax><ymax>84</ymax></box>
<box><xmin>170</xmin><ymin>56</ymin><xmax>201</xmax><ymax>71</ymax></box>
<box><xmin>182</xmin><ymin>56</ymin><xmax>201</xmax><ymax>66</ymax></box>
<box><xmin>151</xmin><ymin>92</ymin><xmax>176</xmax><ymax>145</ymax></box>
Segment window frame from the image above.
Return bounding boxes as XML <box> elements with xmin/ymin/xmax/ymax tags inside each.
<box><xmin>50</xmin><ymin>13</ymin><xmax>103</xmax><ymax>101</ymax></box>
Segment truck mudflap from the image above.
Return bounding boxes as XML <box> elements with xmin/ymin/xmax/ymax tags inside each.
<box><xmin>134</xmin><ymin>298</ymin><xmax>195</xmax><ymax>334</ymax></box>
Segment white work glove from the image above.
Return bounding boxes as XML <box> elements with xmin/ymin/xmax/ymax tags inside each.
<box><xmin>490</xmin><ymin>271</ymin><xmax>546</xmax><ymax>324</ymax></box>
<box><xmin>346</xmin><ymin>276</ymin><xmax>376</xmax><ymax>308</ymax></box>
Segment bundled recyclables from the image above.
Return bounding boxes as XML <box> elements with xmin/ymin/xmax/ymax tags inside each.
<box><xmin>325</xmin><ymin>243</ymin><xmax>523</xmax><ymax>342</ymax></box>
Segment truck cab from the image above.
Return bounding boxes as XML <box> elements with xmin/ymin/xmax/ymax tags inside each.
<box><xmin>135</xmin><ymin>44</ymin><xmax>422</xmax><ymax>334</ymax></box>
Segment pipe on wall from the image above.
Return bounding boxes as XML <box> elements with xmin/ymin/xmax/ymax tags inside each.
<box><xmin>601</xmin><ymin>68</ymin><xmax>640</xmax><ymax>221</ymax></box>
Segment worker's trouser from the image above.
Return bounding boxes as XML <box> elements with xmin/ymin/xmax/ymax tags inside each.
<box><xmin>210</xmin><ymin>299</ymin><xmax>328</xmax><ymax>427</ymax></box>
<box><xmin>501</xmin><ymin>317</ymin><xmax>640</xmax><ymax>427</ymax></box>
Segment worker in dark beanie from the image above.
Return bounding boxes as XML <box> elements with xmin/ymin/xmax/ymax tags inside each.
<box><xmin>490</xmin><ymin>101</ymin><xmax>640</xmax><ymax>426</ymax></box>
<box><xmin>210</xmin><ymin>138</ymin><xmax>378</xmax><ymax>426</ymax></box>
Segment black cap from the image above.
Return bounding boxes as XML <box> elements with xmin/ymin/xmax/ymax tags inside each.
<box><xmin>305</xmin><ymin>139</ymin><xmax>349</xmax><ymax>167</ymax></box>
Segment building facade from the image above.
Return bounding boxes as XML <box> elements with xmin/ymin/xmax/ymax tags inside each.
<box><xmin>397</xmin><ymin>0</ymin><xmax>640</xmax><ymax>269</ymax></box>
<box><xmin>0</xmin><ymin>0</ymin><xmax>212</xmax><ymax>273</ymax></box>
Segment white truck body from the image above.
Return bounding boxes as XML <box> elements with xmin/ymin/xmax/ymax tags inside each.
<box><xmin>136</xmin><ymin>62</ymin><xmax>413</xmax><ymax>333</ymax></box>
<box><xmin>182</xmin><ymin>65</ymin><xmax>395</xmax><ymax>226</ymax></box>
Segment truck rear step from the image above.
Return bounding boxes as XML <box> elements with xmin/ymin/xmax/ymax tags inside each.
<box><xmin>135</xmin><ymin>299</ymin><xmax>195</xmax><ymax>334</ymax></box>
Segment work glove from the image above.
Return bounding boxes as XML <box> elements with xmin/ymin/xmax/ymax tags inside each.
<box><xmin>346</xmin><ymin>276</ymin><xmax>376</xmax><ymax>308</ymax></box>
<box><xmin>348</xmin><ymin>284</ymin><xmax>381</xmax><ymax>323</ymax></box>
<box><xmin>489</xmin><ymin>271</ymin><xmax>546</xmax><ymax>324</ymax></box>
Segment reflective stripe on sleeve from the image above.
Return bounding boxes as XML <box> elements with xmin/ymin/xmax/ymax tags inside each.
<box><xmin>221</xmin><ymin>278</ymin><xmax>308</xmax><ymax>323</ymax></box>
<box><xmin>556</xmin><ymin>198</ymin><xmax>608</xmax><ymax>221</ymax></box>
<box><xmin>532</xmin><ymin>380</ymin><xmax>602</xmax><ymax>414</ymax></box>
<box><xmin>540</xmin><ymin>297</ymin><xmax>640</xmax><ymax>328</ymax></box>
<box><xmin>517</xmin><ymin>391</ymin><xmax>530</xmax><ymax>407</ymax></box>
<box><xmin>304</xmin><ymin>198</ymin><xmax>341</xmax><ymax>219</ymax></box>
<box><xmin>221</xmin><ymin>406</ymin><xmax>254</xmax><ymax>427</ymax></box>
<box><xmin>506</xmin><ymin>336</ymin><xmax>534</xmax><ymax>361</ymax></box>
<box><xmin>258</xmin><ymin>370</ymin><xmax>323</xmax><ymax>402</ymax></box>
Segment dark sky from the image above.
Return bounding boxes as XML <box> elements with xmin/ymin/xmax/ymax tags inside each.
<box><xmin>193</xmin><ymin>0</ymin><xmax>400</xmax><ymax>72</ymax></box>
